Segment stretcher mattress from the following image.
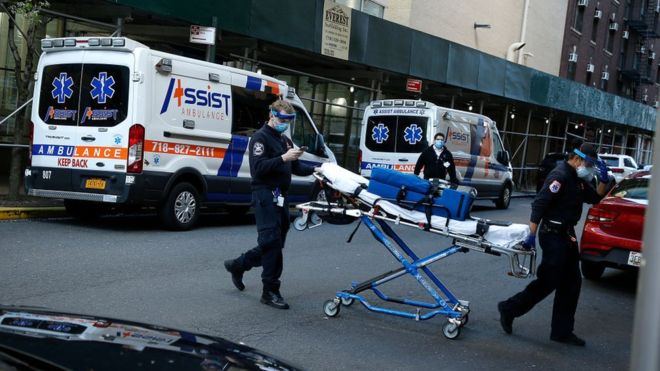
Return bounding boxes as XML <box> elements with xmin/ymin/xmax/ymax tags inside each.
<box><xmin>319</xmin><ymin>163</ymin><xmax>529</xmax><ymax>249</ymax></box>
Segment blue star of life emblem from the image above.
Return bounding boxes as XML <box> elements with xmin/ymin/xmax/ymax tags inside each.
<box><xmin>403</xmin><ymin>124</ymin><xmax>423</xmax><ymax>145</ymax></box>
<box><xmin>90</xmin><ymin>72</ymin><xmax>115</xmax><ymax>104</ymax></box>
<box><xmin>371</xmin><ymin>123</ymin><xmax>390</xmax><ymax>144</ymax></box>
<box><xmin>51</xmin><ymin>73</ymin><xmax>74</xmax><ymax>104</ymax></box>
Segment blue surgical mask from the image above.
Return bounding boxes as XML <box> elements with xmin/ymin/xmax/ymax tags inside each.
<box><xmin>275</xmin><ymin>123</ymin><xmax>289</xmax><ymax>133</ymax></box>
<box><xmin>434</xmin><ymin>140</ymin><xmax>444</xmax><ymax>149</ymax></box>
<box><xmin>576</xmin><ymin>165</ymin><xmax>594</xmax><ymax>181</ymax></box>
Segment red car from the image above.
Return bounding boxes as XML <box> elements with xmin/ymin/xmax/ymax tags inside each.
<box><xmin>579</xmin><ymin>174</ymin><xmax>650</xmax><ymax>279</ymax></box>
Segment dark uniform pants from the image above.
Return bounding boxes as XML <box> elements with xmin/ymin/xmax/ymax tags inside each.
<box><xmin>500</xmin><ymin>227</ymin><xmax>582</xmax><ymax>338</ymax></box>
<box><xmin>236</xmin><ymin>188</ymin><xmax>290</xmax><ymax>293</ymax></box>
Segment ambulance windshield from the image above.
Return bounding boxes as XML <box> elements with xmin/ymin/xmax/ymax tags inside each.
<box><xmin>38</xmin><ymin>64</ymin><xmax>129</xmax><ymax>127</ymax></box>
<box><xmin>365</xmin><ymin>115</ymin><xmax>429</xmax><ymax>153</ymax></box>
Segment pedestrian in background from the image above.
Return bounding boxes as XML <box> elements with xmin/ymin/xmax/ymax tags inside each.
<box><xmin>224</xmin><ymin>99</ymin><xmax>319</xmax><ymax>310</ymax></box>
<box><xmin>414</xmin><ymin>132</ymin><xmax>459</xmax><ymax>184</ymax></box>
<box><xmin>497</xmin><ymin>143</ymin><xmax>611</xmax><ymax>346</ymax></box>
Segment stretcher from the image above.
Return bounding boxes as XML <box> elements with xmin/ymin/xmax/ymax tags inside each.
<box><xmin>294</xmin><ymin>163</ymin><xmax>536</xmax><ymax>340</ymax></box>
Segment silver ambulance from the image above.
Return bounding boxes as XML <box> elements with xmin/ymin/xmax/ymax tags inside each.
<box><xmin>25</xmin><ymin>37</ymin><xmax>335</xmax><ymax>229</ymax></box>
<box><xmin>359</xmin><ymin>99</ymin><xmax>513</xmax><ymax>209</ymax></box>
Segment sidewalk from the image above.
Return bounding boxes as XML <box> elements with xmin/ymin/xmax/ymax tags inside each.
<box><xmin>0</xmin><ymin>181</ymin><xmax>66</xmax><ymax>220</ymax></box>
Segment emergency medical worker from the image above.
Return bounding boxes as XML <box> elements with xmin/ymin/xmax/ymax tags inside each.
<box><xmin>224</xmin><ymin>99</ymin><xmax>319</xmax><ymax>310</ymax></box>
<box><xmin>497</xmin><ymin>143</ymin><xmax>610</xmax><ymax>346</ymax></box>
<box><xmin>413</xmin><ymin>133</ymin><xmax>459</xmax><ymax>183</ymax></box>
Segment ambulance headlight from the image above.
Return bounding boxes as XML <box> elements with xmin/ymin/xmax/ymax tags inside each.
<box><xmin>64</xmin><ymin>38</ymin><xmax>76</xmax><ymax>47</ymax></box>
<box><xmin>112</xmin><ymin>38</ymin><xmax>125</xmax><ymax>47</ymax></box>
<box><xmin>88</xmin><ymin>38</ymin><xmax>100</xmax><ymax>46</ymax></box>
<box><xmin>41</xmin><ymin>40</ymin><xmax>53</xmax><ymax>49</ymax></box>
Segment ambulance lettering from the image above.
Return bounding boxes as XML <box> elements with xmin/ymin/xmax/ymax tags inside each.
<box><xmin>160</xmin><ymin>78</ymin><xmax>230</xmax><ymax>117</ymax></box>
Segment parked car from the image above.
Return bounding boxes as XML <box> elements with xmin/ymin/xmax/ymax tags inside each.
<box><xmin>0</xmin><ymin>305</ymin><xmax>301</xmax><ymax>370</ymax></box>
<box><xmin>598</xmin><ymin>154</ymin><xmax>639</xmax><ymax>183</ymax></box>
<box><xmin>579</xmin><ymin>174</ymin><xmax>650</xmax><ymax>280</ymax></box>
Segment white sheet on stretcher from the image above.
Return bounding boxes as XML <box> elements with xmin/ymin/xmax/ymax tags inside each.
<box><xmin>319</xmin><ymin>163</ymin><xmax>529</xmax><ymax>249</ymax></box>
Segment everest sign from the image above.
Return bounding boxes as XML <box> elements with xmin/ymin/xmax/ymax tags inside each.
<box><xmin>190</xmin><ymin>25</ymin><xmax>216</xmax><ymax>45</ymax></box>
<box><xmin>406</xmin><ymin>79</ymin><xmax>422</xmax><ymax>93</ymax></box>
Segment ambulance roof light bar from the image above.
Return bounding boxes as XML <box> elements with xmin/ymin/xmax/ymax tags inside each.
<box><xmin>287</xmin><ymin>87</ymin><xmax>296</xmax><ymax>99</ymax></box>
<box><xmin>41</xmin><ymin>37</ymin><xmax>129</xmax><ymax>51</ymax></box>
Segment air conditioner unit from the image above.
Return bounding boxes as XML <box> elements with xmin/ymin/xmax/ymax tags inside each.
<box><xmin>578</xmin><ymin>0</ymin><xmax>588</xmax><ymax>7</ymax></box>
<box><xmin>623</xmin><ymin>30</ymin><xmax>629</xmax><ymax>39</ymax></box>
<box><xmin>586</xmin><ymin>63</ymin><xmax>595</xmax><ymax>73</ymax></box>
<box><xmin>569</xmin><ymin>52</ymin><xmax>578</xmax><ymax>63</ymax></box>
<box><xmin>609</xmin><ymin>22</ymin><xmax>619</xmax><ymax>31</ymax></box>
<box><xmin>649</xmin><ymin>52</ymin><xmax>656</xmax><ymax>60</ymax></box>
<box><xmin>601</xmin><ymin>71</ymin><xmax>610</xmax><ymax>80</ymax></box>
<box><xmin>594</xmin><ymin>10</ymin><xmax>603</xmax><ymax>19</ymax></box>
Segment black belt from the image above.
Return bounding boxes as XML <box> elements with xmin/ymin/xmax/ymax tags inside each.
<box><xmin>540</xmin><ymin>220</ymin><xmax>568</xmax><ymax>234</ymax></box>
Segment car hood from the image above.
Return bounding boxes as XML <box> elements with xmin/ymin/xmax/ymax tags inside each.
<box><xmin>0</xmin><ymin>305</ymin><xmax>302</xmax><ymax>371</ymax></box>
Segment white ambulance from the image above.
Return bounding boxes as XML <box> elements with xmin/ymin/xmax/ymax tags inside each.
<box><xmin>25</xmin><ymin>37</ymin><xmax>335</xmax><ymax>229</ymax></box>
<box><xmin>359</xmin><ymin>100</ymin><xmax>514</xmax><ymax>209</ymax></box>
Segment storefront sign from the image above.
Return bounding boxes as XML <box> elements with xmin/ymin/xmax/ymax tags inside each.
<box><xmin>189</xmin><ymin>25</ymin><xmax>216</xmax><ymax>45</ymax></box>
<box><xmin>321</xmin><ymin>0</ymin><xmax>351</xmax><ymax>60</ymax></box>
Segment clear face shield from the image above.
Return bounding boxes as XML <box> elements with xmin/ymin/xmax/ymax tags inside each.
<box><xmin>271</xmin><ymin>109</ymin><xmax>296</xmax><ymax>133</ymax></box>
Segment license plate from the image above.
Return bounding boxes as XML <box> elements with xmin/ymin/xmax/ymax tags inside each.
<box><xmin>627</xmin><ymin>251</ymin><xmax>643</xmax><ymax>267</ymax></box>
<box><xmin>85</xmin><ymin>178</ymin><xmax>106</xmax><ymax>190</ymax></box>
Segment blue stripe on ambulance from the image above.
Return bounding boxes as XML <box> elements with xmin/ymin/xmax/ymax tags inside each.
<box><xmin>245</xmin><ymin>76</ymin><xmax>262</xmax><ymax>91</ymax></box>
<box><xmin>160</xmin><ymin>78</ymin><xmax>175</xmax><ymax>114</ymax></box>
<box><xmin>217</xmin><ymin>135</ymin><xmax>249</xmax><ymax>177</ymax></box>
<box><xmin>32</xmin><ymin>144</ymin><xmax>75</xmax><ymax>157</ymax></box>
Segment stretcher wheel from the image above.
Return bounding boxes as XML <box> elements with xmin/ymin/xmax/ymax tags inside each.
<box><xmin>459</xmin><ymin>314</ymin><xmax>469</xmax><ymax>327</ymax></box>
<box><xmin>340</xmin><ymin>297</ymin><xmax>354</xmax><ymax>306</ymax></box>
<box><xmin>310</xmin><ymin>212</ymin><xmax>322</xmax><ymax>225</ymax></box>
<box><xmin>442</xmin><ymin>322</ymin><xmax>461</xmax><ymax>340</ymax></box>
<box><xmin>323</xmin><ymin>300</ymin><xmax>340</xmax><ymax>317</ymax></box>
<box><xmin>293</xmin><ymin>217</ymin><xmax>308</xmax><ymax>231</ymax></box>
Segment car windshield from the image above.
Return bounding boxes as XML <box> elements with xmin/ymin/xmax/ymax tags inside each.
<box><xmin>611</xmin><ymin>178</ymin><xmax>649</xmax><ymax>200</ymax></box>
<box><xmin>600</xmin><ymin>157</ymin><xmax>619</xmax><ymax>167</ymax></box>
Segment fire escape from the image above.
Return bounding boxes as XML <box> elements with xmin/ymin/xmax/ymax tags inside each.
<box><xmin>621</xmin><ymin>0</ymin><xmax>660</xmax><ymax>102</ymax></box>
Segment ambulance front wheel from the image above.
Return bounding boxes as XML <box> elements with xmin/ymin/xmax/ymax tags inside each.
<box><xmin>494</xmin><ymin>183</ymin><xmax>511</xmax><ymax>210</ymax></box>
<box><xmin>159</xmin><ymin>182</ymin><xmax>200</xmax><ymax>231</ymax></box>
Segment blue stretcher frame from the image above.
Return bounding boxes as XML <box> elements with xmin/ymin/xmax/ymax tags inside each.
<box><xmin>333</xmin><ymin>215</ymin><xmax>470</xmax><ymax>323</ymax></box>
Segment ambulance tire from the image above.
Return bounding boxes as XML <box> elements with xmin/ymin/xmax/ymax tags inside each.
<box><xmin>159</xmin><ymin>182</ymin><xmax>200</xmax><ymax>231</ymax></box>
<box><xmin>494</xmin><ymin>183</ymin><xmax>512</xmax><ymax>210</ymax></box>
<box><xmin>64</xmin><ymin>200</ymin><xmax>105</xmax><ymax>220</ymax></box>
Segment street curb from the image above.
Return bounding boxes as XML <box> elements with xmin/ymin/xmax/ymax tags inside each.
<box><xmin>0</xmin><ymin>207</ymin><xmax>67</xmax><ymax>221</ymax></box>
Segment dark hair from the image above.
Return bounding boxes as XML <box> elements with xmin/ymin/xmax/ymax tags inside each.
<box><xmin>434</xmin><ymin>133</ymin><xmax>445</xmax><ymax>140</ymax></box>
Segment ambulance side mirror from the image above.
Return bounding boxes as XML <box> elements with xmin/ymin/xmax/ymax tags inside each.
<box><xmin>314</xmin><ymin>133</ymin><xmax>328</xmax><ymax>158</ymax></box>
<box><xmin>497</xmin><ymin>150</ymin><xmax>510</xmax><ymax>164</ymax></box>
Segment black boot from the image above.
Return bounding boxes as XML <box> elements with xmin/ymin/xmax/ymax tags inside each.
<box><xmin>550</xmin><ymin>333</ymin><xmax>586</xmax><ymax>346</ymax></box>
<box><xmin>224</xmin><ymin>259</ymin><xmax>245</xmax><ymax>291</ymax></box>
<box><xmin>260</xmin><ymin>291</ymin><xmax>290</xmax><ymax>310</ymax></box>
<box><xmin>497</xmin><ymin>301</ymin><xmax>514</xmax><ymax>335</ymax></box>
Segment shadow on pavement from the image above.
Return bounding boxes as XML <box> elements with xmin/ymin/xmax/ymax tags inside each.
<box><xmin>586</xmin><ymin>269</ymin><xmax>638</xmax><ymax>294</ymax></box>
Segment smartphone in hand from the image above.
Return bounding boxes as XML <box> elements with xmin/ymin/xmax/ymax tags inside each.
<box><xmin>299</xmin><ymin>146</ymin><xmax>309</xmax><ymax>152</ymax></box>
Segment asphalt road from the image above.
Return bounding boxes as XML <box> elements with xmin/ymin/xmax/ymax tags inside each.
<box><xmin>0</xmin><ymin>198</ymin><xmax>637</xmax><ymax>370</ymax></box>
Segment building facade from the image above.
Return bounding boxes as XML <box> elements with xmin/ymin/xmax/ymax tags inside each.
<box><xmin>0</xmin><ymin>0</ymin><xmax>655</xmax><ymax>193</ymax></box>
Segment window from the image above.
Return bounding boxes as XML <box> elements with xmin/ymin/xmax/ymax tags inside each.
<box><xmin>364</xmin><ymin>115</ymin><xmax>429</xmax><ymax>153</ymax></box>
<box><xmin>591</xmin><ymin>17</ymin><xmax>599</xmax><ymax>43</ymax></box>
<box><xmin>492</xmin><ymin>132</ymin><xmax>506</xmax><ymax>164</ymax></box>
<box><xmin>38</xmin><ymin>63</ymin><xmax>130</xmax><ymax>127</ymax></box>
<box><xmin>624</xmin><ymin>157</ymin><xmax>637</xmax><ymax>168</ymax></box>
<box><xmin>335</xmin><ymin>0</ymin><xmax>384</xmax><ymax>18</ymax></box>
<box><xmin>291</xmin><ymin>106</ymin><xmax>323</xmax><ymax>156</ymax></box>
<box><xmin>574</xmin><ymin>3</ymin><xmax>585</xmax><ymax>32</ymax></box>
<box><xmin>606</xmin><ymin>26</ymin><xmax>615</xmax><ymax>52</ymax></box>
<box><xmin>612</xmin><ymin>178</ymin><xmax>649</xmax><ymax>200</ymax></box>
<box><xmin>568</xmin><ymin>60</ymin><xmax>577</xmax><ymax>80</ymax></box>
<box><xmin>230</xmin><ymin>86</ymin><xmax>276</xmax><ymax>136</ymax></box>
<box><xmin>600</xmin><ymin>76</ymin><xmax>608</xmax><ymax>90</ymax></box>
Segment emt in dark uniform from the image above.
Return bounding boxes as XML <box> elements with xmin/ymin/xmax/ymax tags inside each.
<box><xmin>413</xmin><ymin>133</ymin><xmax>459</xmax><ymax>184</ymax></box>
<box><xmin>224</xmin><ymin>99</ymin><xmax>319</xmax><ymax>310</ymax></box>
<box><xmin>497</xmin><ymin>143</ymin><xmax>610</xmax><ymax>346</ymax></box>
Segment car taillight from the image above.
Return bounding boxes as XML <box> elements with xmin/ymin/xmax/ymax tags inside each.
<box><xmin>587</xmin><ymin>207</ymin><xmax>618</xmax><ymax>222</ymax></box>
<box><xmin>611</xmin><ymin>168</ymin><xmax>624</xmax><ymax>173</ymax></box>
<box><xmin>127</xmin><ymin>124</ymin><xmax>145</xmax><ymax>174</ymax></box>
<box><xmin>27</xmin><ymin>121</ymin><xmax>34</xmax><ymax>166</ymax></box>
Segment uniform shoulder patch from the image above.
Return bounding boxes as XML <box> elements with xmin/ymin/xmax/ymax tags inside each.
<box><xmin>549</xmin><ymin>180</ymin><xmax>562</xmax><ymax>193</ymax></box>
<box><xmin>253</xmin><ymin>142</ymin><xmax>264</xmax><ymax>156</ymax></box>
